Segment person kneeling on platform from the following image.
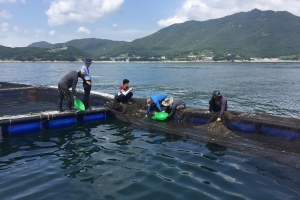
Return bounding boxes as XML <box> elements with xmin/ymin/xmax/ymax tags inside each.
<box><xmin>205</xmin><ymin>90</ymin><xmax>227</xmax><ymax>123</ymax></box>
<box><xmin>162</xmin><ymin>97</ymin><xmax>186</xmax><ymax>119</ymax></box>
<box><xmin>145</xmin><ymin>94</ymin><xmax>167</xmax><ymax>117</ymax></box>
<box><xmin>58</xmin><ymin>70</ymin><xmax>85</xmax><ymax>112</ymax></box>
<box><xmin>116</xmin><ymin>79</ymin><xmax>133</xmax><ymax>104</ymax></box>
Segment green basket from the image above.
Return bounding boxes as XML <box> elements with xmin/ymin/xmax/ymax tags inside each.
<box><xmin>74</xmin><ymin>98</ymin><xmax>85</xmax><ymax>111</ymax></box>
<box><xmin>151</xmin><ymin>112</ymin><xmax>168</xmax><ymax>120</ymax></box>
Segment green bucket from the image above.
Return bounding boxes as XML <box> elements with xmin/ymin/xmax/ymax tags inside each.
<box><xmin>74</xmin><ymin>98</ymin><xmax>85</xmax><ymax>111</ymax></box>
<box><xmin>151</xmin><ymin>112</ymin><xmax>168</xmax><ymax>120</ymax></box>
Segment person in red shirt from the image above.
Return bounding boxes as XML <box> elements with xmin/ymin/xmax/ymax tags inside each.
<box><xmin>116</xmin><ymin>79</ymin><xmax>133</xmax><ymax>104</ymax></box>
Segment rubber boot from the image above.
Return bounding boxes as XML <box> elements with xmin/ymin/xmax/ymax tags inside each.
<box><xmin>58</xmin><ymin>100</ymin><xmax>62</xmax><ymax>112</ymax></box>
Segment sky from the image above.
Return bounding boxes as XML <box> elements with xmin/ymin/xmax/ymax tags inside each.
<box><xmin>1</xmin><ymin>0</ymin><xmax>300</xmax><ymax>47</ymax></box>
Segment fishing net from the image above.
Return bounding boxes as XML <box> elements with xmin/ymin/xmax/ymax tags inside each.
<box><xmin>105</xmin><ymin>98</ymin><xmax>300</xmax><ymax>169</ymax></box>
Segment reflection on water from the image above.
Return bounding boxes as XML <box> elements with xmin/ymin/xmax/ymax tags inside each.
<box><xmin>0</xmin><ymin>119</ymin><xmax>299</xmax><ymax>199</ymax></box>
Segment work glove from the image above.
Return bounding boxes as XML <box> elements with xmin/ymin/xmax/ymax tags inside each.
<box><xmin>217</xmin><ymin>117</ymin><xmax>221</xmax><ymax>122</ymax></box>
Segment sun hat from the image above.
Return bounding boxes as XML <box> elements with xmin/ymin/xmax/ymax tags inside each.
<box><xmin>147</xmin><ymin>98</ymin><xmax>153</xmax><ymax>106</ymax></box>
<box><xmin>162</xmin><ymin>97</ymin><xmax>173</xmax><ymax>107</ymax></box>
<box><xmin>83</xmin><ymin>58</ymin><xmax>92</xmax><ymax>63</ymax></box>
<box><xmin>212</xmin><ymin>90</ymin><xmax>222</xmax><ymax>96</ymax></box>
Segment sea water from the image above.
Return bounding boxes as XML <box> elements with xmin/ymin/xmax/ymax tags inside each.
<box><xmin>0</xmin><ymin>62</ymin><xmax>300</xmax><ymax>199</ymax></box>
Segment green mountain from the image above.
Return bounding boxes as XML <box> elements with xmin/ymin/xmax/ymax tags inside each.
<box><xmin>0</xmin><ymin>45</ymin><xmax>91</xmax><ymax>61</ymax></box>
<box><xmin>29</xmin><ymin>41</ymin><xmax>52</xmax><ymax>48</ymax></box>
<box><xmin>22</xmin><ymin>9</ymin><xmax>300</xmax><ymax>60</ymax></box>
<box><xmin>121</xmin><ymin>9</ymin><xmax>300</xmax><ymax>58</ymax></box>
<box><xmin>29</xmin><ymin>38</ymin><xmax>128</xmax><ymax>55</ymax></box>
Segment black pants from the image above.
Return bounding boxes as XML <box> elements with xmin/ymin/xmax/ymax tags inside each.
<box><xmin>117</xmin><ymin>92</ymin><xmax>133</xmax><ymax>103</ymax></box>
<box><xmin>58</xmin><ymin>86</ymin><xmax>72</xmax><ymax>110</ymax></box>
<box><xmin>83</xmin><ymin>82</ymin><xmax>91</xmax><ymax>109</ymax></box>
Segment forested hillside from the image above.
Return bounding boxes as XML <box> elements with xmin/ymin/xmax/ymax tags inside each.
<box><xmin>0</xmin><ymin>45</ymin><xmax>91</xmax><ymax>61</ymax></box>
<box><xmin>2</xmin><ymin>9</ymin><xmax>300</xmax><ymax>61</ymax></box>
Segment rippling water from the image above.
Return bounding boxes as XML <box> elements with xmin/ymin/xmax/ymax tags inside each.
<box><xmin>1</xmin><ymin>62</ymin><xmax>300</xmax><ymax>199</ymax></box>
<box><xmin>1</xmin><ymin>119</ymin><xmax>299</xmax><ymax>199</ymax></box>
<box><xmin>1</xmin><ymin>61</ymin><xmax>300</xmax><ymax>118</ymax></box>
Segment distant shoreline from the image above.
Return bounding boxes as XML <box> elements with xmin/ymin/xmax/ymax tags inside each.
<box><xmin>0</xmin><ymin>60</ymin><xmax>299</xmax><ymax>63</ymax></box>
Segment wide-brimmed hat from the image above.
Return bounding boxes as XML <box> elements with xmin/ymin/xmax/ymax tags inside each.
<box><xmin>162</xmin><ymin>97</ymin><xmax>173</xmax><ymax>107</ymax></box>
<box><xmin>147</xmin><ymin>98</ymin><xmax>153</xmax><ymax>106</ymax></box>
<box><xmin>83</xmin><ymin>58</ymin><xmax>92</xmax><ymax>63</ymax></box>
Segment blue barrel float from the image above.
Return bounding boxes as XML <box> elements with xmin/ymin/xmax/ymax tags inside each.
<box><xmin>0</xmin><ymin>108</ymin><xmax>108</xmax><ymax>136</ymax></box>
<box><xmin>1</xmin><ymin>121</ymin><xmax>43</xmax><ymax>136</ymax></box>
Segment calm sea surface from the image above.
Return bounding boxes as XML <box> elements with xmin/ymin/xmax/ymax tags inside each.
<box><xmin>1</xmin><ymin>62</ymin><xmax>300</xmax><ymax>199</ymax></box>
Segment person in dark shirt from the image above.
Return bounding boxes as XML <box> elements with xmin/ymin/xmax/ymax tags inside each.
<box><xmin>205</xmin><ymin>90</ymin><xmax>228</xmax><ymax>123</ymax></box>
<box><xmin>116</xmin><ymin>79</ymin><xmax>133</xmax><ymax>104</ymax></box>
<box><xmin>58</xmin><ymin>70</ymin><xmax>85</xmax><ymax>112</ymax></box>
<box><xmin>162</xmin><ymin>97</ymin><xmax>186</xmax><ymax>119</ymax></box>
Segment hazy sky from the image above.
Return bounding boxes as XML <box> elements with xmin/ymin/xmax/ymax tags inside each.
<box><xmin>1</xmin><ymin>0</ymin><xmax>300</xmax><ymax>47</ymax></box>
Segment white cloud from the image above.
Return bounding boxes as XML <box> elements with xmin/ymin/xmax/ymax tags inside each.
<box><xmin>34</xmin><ymin>29</ymin><xmax>45</xmax><ymax>37</ymax></box>
<box><xmin>157</xmin><ymin>0</ymin><xmax>300</xmax><ymax>27</ymax></box>
<box><xmin>0</xmin><ymin>10</ymin><xmax>12</xmax><ymax>19</ymax></box>
<box><xmin>46</xmin><ymin>0</ymin><xmax>124</xmax><ymax>26</ymax></box>
<box><xmin>49</xmin><ymin>30</ymin><xmax>55</xmax><ymax>36</ymax></box>
<box><xmin>112</xmin><ymin>23</ymin><xmax>117</xmax><ymax>27</ymax></box>
<box><xmin>1</xmin><ymin>22</ymin><xmax>9</xmax><ymax>32</ymax></box>
<box><xmin>77</xmin><ymin>26</ymin><xmax>91</xmax><ymax>34</ymax></box>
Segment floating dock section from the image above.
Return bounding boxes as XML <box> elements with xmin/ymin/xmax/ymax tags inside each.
<box><xmin>0</xmin><ymin>82</ymin><xmax>111</xmax><ymax>136</ymax></box>
<box><xmin>105</xmin><ymin>99</ymin><xmax>300</xmax><ymax>141</ymax></box>
<box><xmin>1</xmin><ymin>82</ymin><xmax>300</xmax><ymax>141</ymax></box>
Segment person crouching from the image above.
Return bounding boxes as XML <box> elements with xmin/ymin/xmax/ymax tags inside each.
<box><xmin>205</xmin><ymin>90</ymin><xmax>228</xmax><ymax>123</ymax></box>
<box><xmin>116</xmin><ymin>79</ymin><xmax>133</xmax><ymax>104</ymax></box>
<box><xmin>145</xmin><ymin>94</ymin><xmax>167</xmax><ymax>117</ymax></box>
<box><xmin>162</xmin><ymin>97</ymin><xmax>186</xmax><ymax>119</ymax></box>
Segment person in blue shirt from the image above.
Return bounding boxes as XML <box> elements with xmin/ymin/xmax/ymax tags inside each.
<box><xmin>145</xmin><ymin>94</ymin><xmax>167</xmax><ymax>117</ymax></box>
<box><xmin>81</xmin><ymin>58</ymin><xmax>92</xmax><ymax>110</ymax></box>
